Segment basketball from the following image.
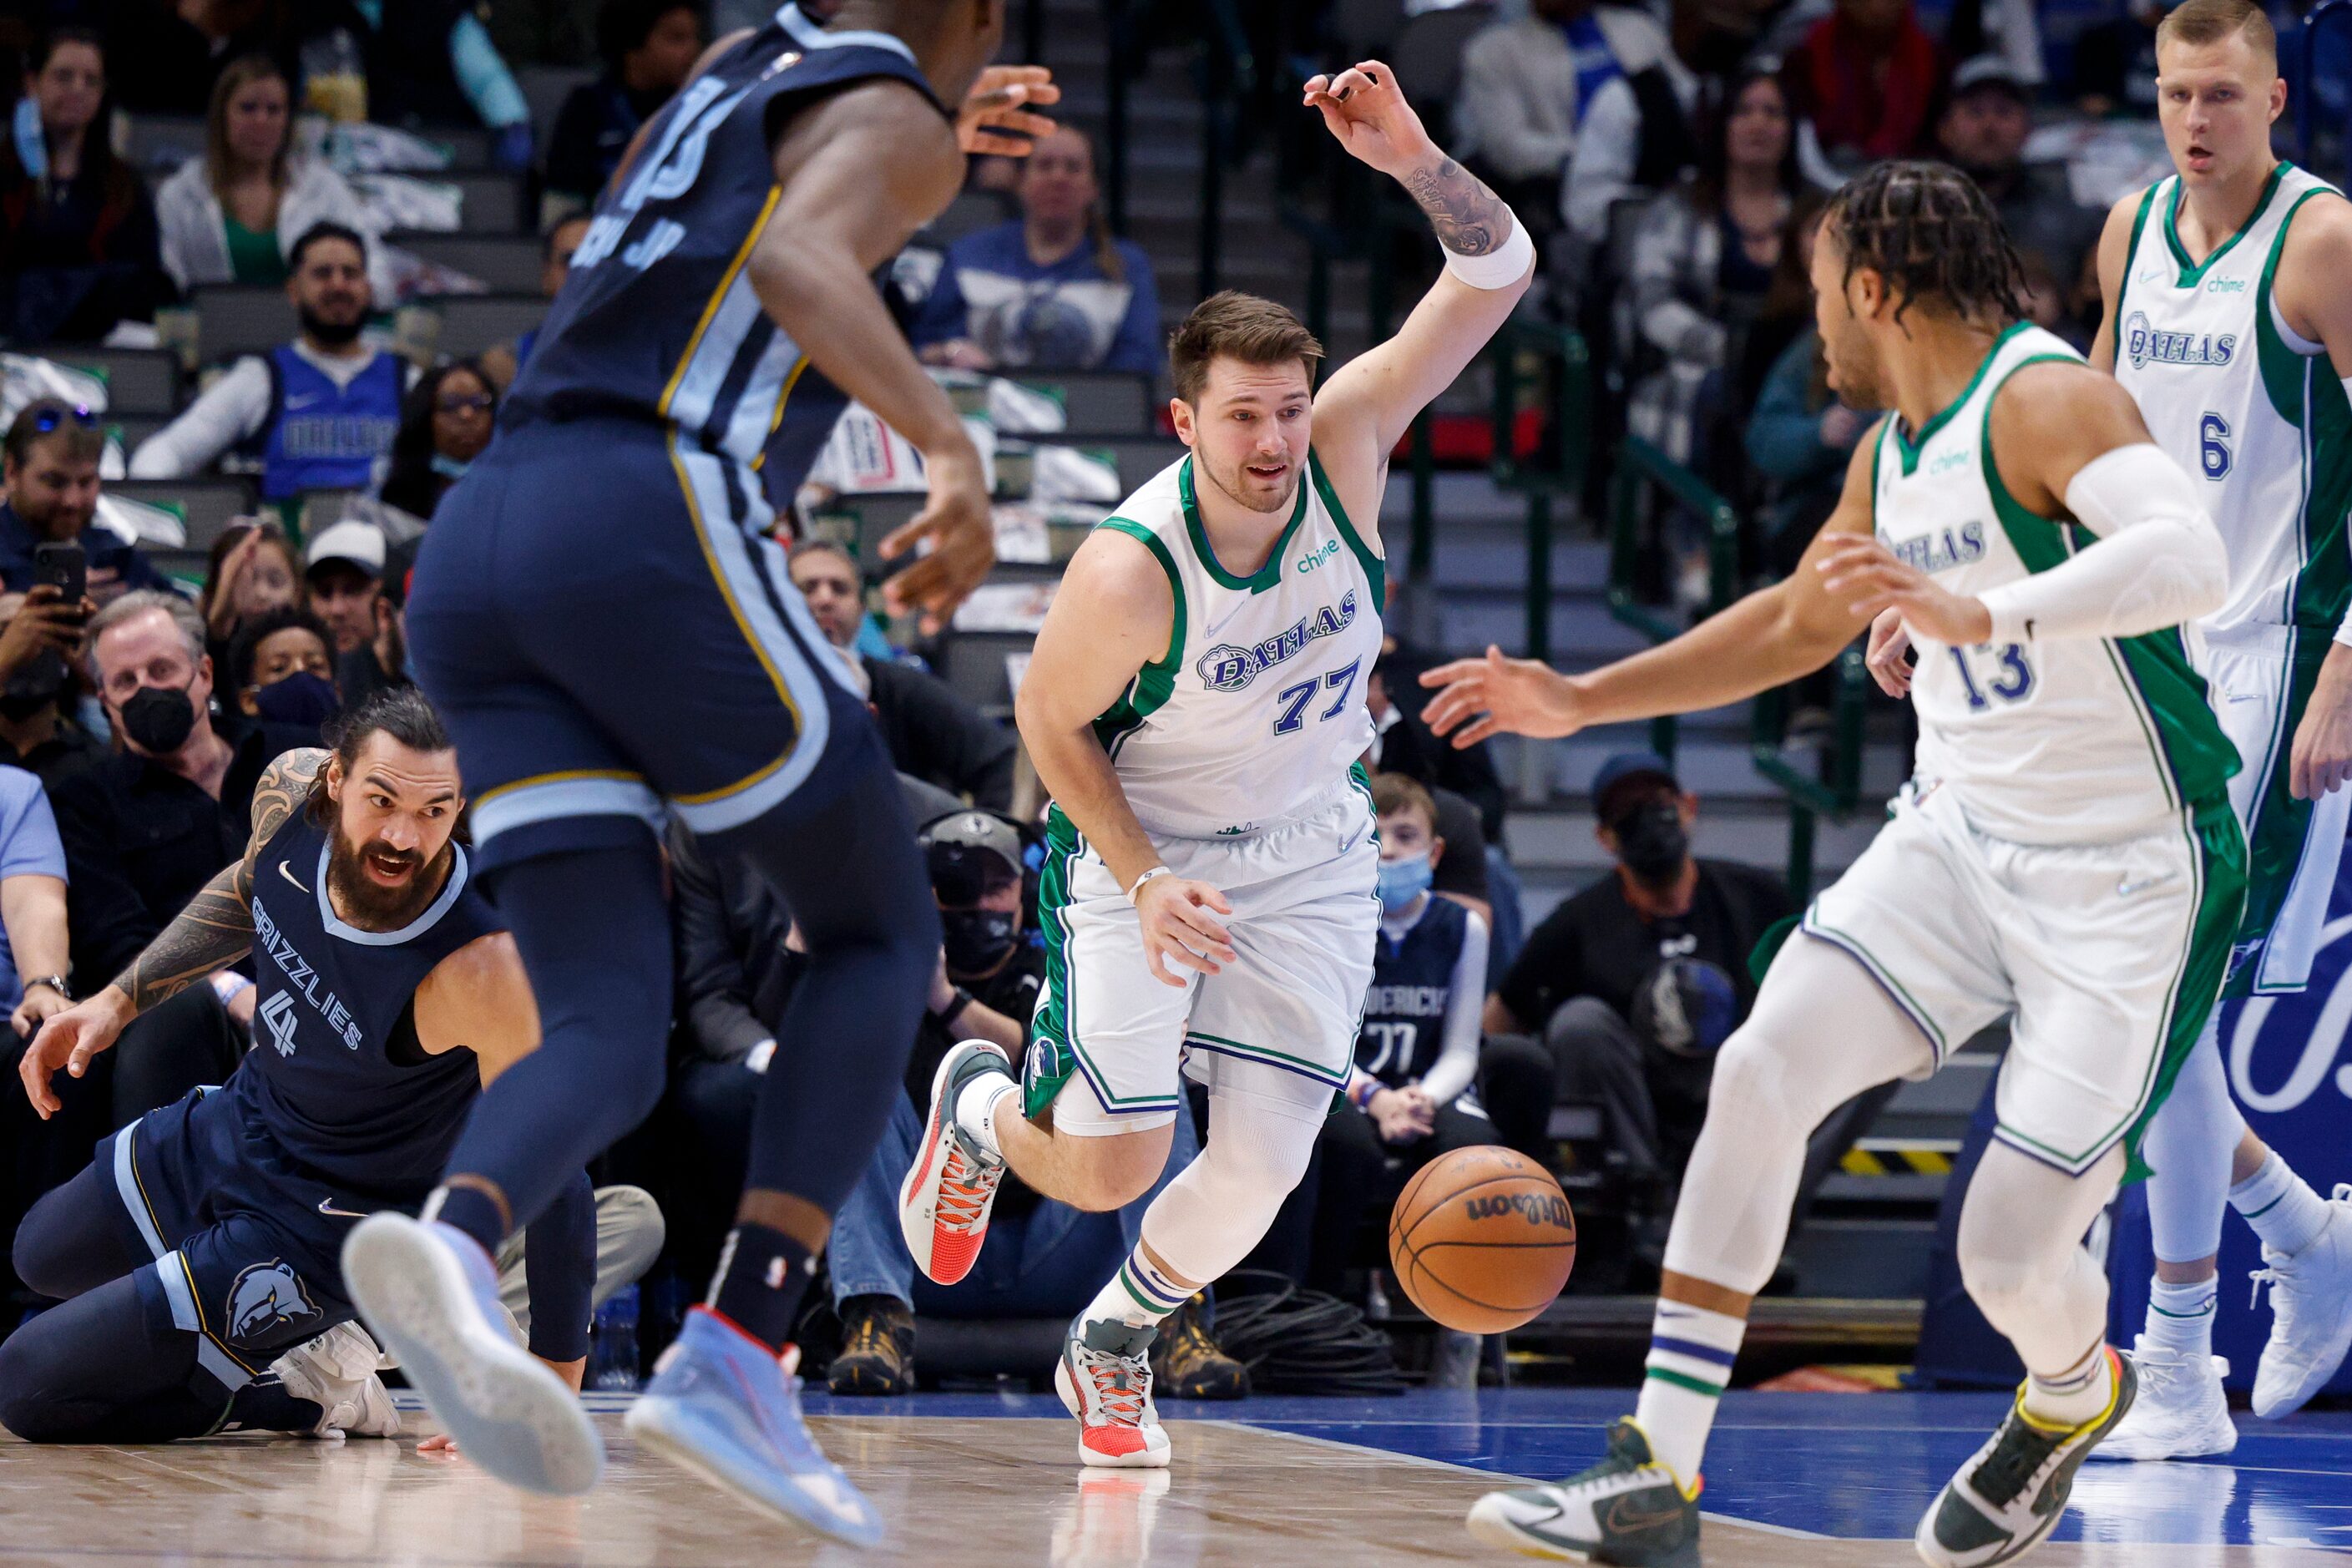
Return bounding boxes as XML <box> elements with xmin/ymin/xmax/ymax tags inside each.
<box><xmin>1388</xmin><ymin>1145</ymin><xmax>1577</xmax><ymax>1334</ymax></box>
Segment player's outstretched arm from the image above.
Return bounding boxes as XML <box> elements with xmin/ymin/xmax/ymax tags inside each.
<box><xmin>2269</xmin><ymin>197</ymin><xmax>2352</xmax><ymax>798</ymax></box>
<box><xmin>1420</xmin><ymin>427</ymin><xmax>1886</xmax><ymax>747</ymax></box>
<box><xmin>1305</xmin><ymin>62</ymin><xmax>1535</xmax><ymax>509</ymax></box>
<box><xmin>753</xmin><ymin>83</ymin><xmax>993</xmax><ymax>633</ymax></box>
<box><xmin>18</xmin><ymin>747</ymin><xmax>327</xmax><ymax>1117</ymax></box>
<box><xmin>1014</xmin><ymin>530</ymin><xmax>1237</xmax><ymax>988</ymax></box>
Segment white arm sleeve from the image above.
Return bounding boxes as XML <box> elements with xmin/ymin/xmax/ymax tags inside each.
<box><xmin>127</xmin><ymin>358</ymin><xmax>271</xmax><ymax>480</ymax></box>
<box><xmin>1977</xmin><ymin>443</ymin><xmax>2228</xmax><ymax>644</ymax></box>
<box><xmin>1414</xmin><ymin>911</ymin><xmax>1491</xmax><ymax>1105</ymax></box>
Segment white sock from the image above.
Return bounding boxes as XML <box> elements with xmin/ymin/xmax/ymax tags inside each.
<box><xmin>2024</xmin><ymin>1343</ymin><xmax>2115</xmax><ymax>1429</ymax></box>
<box><xmin>2231</xmin><ymin>1151</ymin><xmax>2332</xmax><ymax>1257</ymax></box>
<box><xmin>953</xmin><ymin>1071</ymin><xmax>1017</xmax><ymax>1160</ymax></box>
<box><xmin>1082</xmin><ymin>1243</ymin><xmax>1192</xmax><ymax>1333</ymax></box>
<box><xmin>1632</xmin><ymin>1301</ymin><xmax>1745</xmax><ymax>1485</ymax></box>
<box><xmin>2144</xmin><ymin>1275</ymin><xmax>2216</xmax><ymax>1359</ymax></box>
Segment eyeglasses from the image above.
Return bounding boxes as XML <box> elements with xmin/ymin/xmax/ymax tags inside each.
<box><xmin>437</xmin><ymin>393</ymin><xmax>493</xmax><ymax>414</ymax></box>
<box><xmin>23</xmin><ymin>403</ymin><xmax>96</xmax><ymax>434</ymax></box>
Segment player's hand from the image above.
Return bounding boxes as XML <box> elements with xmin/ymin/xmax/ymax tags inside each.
<box><xmin>1302</xmin><ymin>62</ymin><xmax>1437</xmax><ymax>179</ymax></box>
<box><xmin>1816</xmin><ymin>537</ymin><xmax>1992</xmax><ymax>646</ymax></box>
<box><xmin>1419</xmin><ymin>645</ymin><xmax>1586</xmax><ymax>746</ymax></box>
<box><xmin>881</xmin><ymin>438</ymin><xmax>994</xmax><ymax>637</ymax></box>
<box><xmin>19</xmin><ymin>986</ymin><xmax>132</xmax><ymax>1119</ymax></box>
<box><xmin>1133</xmin><ymin>874</ymin><xmax>1237</xmax><ymax>988</ymax></box>
<box><xmin>2290</xmin><ymin>646</ymin><xmax>2352</xmax><ymax>799</ymax></box>
<box><xmin>956</xmin><ymin>65</ymin><xmax>1060</xmax><ymax>157</ymax></box>
<box><xmin>1864</xmin><ymin>608</ymin><xmax>1914</xmax><ymax>699</ymax></box>
<box><xmin>9</xmin><ymin>982</ymin><xmax>71</xmax><ymax>1044</ymax></box>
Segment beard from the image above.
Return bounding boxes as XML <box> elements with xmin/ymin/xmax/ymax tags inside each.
<box><xmin>1823</xmin><ymin>316</ymin><xmax>1884</xmax><ymax>410</ymax></box>
<box><xmin>298</xmin><ymin>302</ymin><xmax>367</xmax><ymax>347</ymax></box>
<box><xmin>326</xmin><ymin>820</ymin><xmax>452</xmax><ymax>930</ymax></box>
<box><xmin>1199</xmin><ymin>448</ymin><xmax>1298</xmax><ymax>516</ymax></box>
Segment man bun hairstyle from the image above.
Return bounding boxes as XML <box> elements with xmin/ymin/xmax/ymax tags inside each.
<box><xmin>1820</xmin><ymin>159</ymin><xmax>2029</xmax><ymax>329</ymax></box>
<box><xmin>2157</xmin><ymin>0</ymin><xmax>2278</xmax><ymax>65</ymax></box>
<box><xmin>309</xmin><ymin>685</ymin><xmax>457</xmax><ymax>824</ymax></box>
<box><xmin>1168</xmin><ymin>291</ymin><xmax>1324</xmax><ymax>404</ymax></box>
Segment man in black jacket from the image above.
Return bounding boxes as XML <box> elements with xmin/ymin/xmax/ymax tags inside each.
<box><xmin>790</xmin><ymin>541</ymin><xmax>1016</xmax><ymax>808</ymax></box>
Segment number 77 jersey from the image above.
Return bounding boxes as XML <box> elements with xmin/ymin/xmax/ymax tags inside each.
<box><xmin>1089</xmin><ymin>452</ymin><xmax>1386</xmax><ymax>838</ymax></box>
<box><xmin>1874</xmin><ymin>322</ymin><xmax>2238</xmax><ymax>847</ymax></box>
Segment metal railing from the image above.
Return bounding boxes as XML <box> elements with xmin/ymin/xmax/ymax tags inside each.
<box><xmin>1603</xmin><ymin>441</ymin><xmax>1871</xmax><ymax>899</ymax></box>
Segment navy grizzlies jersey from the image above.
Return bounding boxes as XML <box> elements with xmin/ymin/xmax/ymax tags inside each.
<box><xmin>1357</xmin><ymin>896</ymin><xmax>1470</xmax><ymax>1089</ymax></box>
<box><xmin>505</xmin><ymin>4</ymin><xmax>947</xmax><ymax>492</ymax></box>
<box><xmin>230</xmin><ymin>812</ymin><xmax>504</xmax><ymax>1196</ymax></box>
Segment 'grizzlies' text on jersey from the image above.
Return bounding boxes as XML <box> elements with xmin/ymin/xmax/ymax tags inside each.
<box><xmin>1874</xmin><ymin>322</ymin><xmax>2238</xmax><ymax>846</ymax></box>
<box><xmin>1358</xmin><ymin>894</ymin><xmax>1471</xmax><ymax>1088</ymax></box>
<box><xmin>1092</xmin><ymin>453</ymin><xmax>1385</xmax><ymax>838</ymax></box>
<box><xmin>2114</xmin><ymin>163</ymin><xmax>2352</xmax><ymax>639</ymax></box>
<box><xmin>230</xmin><ymin>812</ymin><xmax>504</xmax><ymax>1196</ymax></box>
<box><xmin>504</xmin><ymin>5</ymin><xmax>947</xmax><ymax>498</ymax></box>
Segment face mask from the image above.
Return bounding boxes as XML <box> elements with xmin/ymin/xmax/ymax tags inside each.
<box><xmin>0</xmin><ymin>648</ymin><xmax>66</xmax><ymax>721</ymax></box>
<box><xmin>1612</xmin><ymin>798</ymin><xmax>1690</xmax><ymax>883</ymax></box>
<box><xmin>1377</xmin><ymin>852</ymin><xmax>1434</xmax><ymax>913</ymax></box>
<box><xmin>430</xmin><ymin>453</ymin><xmax>471</xmax><ymax>481</ymax></box>
<box><xmin>118</xmin><ymin>681</ymin><xmax>198</xmax><ymax>755</ymax></box>
<box><xmin>253</xmin><ymin>670</ymin><xmax>339</xmax><ymax>726</ymax></box>
<box><xmin>13</xmin><ymin>98</ymin><xmax>45</xmax><ymax>181</ymax></box>
<box><xmin>941</xmin><ymin>907</ymin><xmax>1018</xmax><ymax>975</ymax></box>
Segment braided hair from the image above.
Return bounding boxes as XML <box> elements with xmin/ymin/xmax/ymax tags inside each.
<box><xmin>1820</xmin><ymin>160</ymin><xmax>2029</xmax><ymax>329</ymax></box>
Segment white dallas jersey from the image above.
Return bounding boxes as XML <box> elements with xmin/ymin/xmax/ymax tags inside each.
<box><xmin>1878</xmin><ymin>323</ymin><xmax>2237</xmax><ymax>847</ymax></box>
<box><xmin>1091</xmin><ymin>453</ymin><xmax>1383</xmax><ymax>839</ymax></box>
<box><xmin>2114</xmin><ymin>163</ymin><xmax>2352</xmax><ymax>639</ymax></box>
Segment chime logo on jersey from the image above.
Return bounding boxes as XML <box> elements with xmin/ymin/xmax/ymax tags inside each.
<box><xmin>1196</xmin><ymin>589</ymin><xmax>1360</xmax><ymax>692</ymax></box>
<box><xmin>2122</xmin><ymin>310</ymin><xmax>2237</xmax><ymax>372</ymax></box>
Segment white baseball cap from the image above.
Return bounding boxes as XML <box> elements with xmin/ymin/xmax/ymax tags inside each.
<box><xmin>305</xmin><ymin>518</ymin><xmax>387</xmax><ymax>579</ymax></box>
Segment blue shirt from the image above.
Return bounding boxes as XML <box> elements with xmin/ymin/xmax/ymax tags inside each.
<box><xmin>1560</xmin><ymin>13</ymin><xmax>1626</xmax><ymax>128</ymax></box>
<box><xmin>911</xmin><ymin>221</ymin><xmax>1162</xmax><ymax>377</ymax></box>
<box><xmin>0</xmin><ymin>503</ymin><xmax>168</xmax><ymax>597</ymax></box>
<box><xmin>0</xmin><ymin>766</ymin><xmax>65</xmax><ymax>1012</ymax></box>
<box><xmin>254</xmin><ymin>345</ymin><xmax>406</xmax><ymax>502</ymax></box>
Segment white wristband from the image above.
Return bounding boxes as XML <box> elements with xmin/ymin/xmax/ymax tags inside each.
<box><xmin>1443</xmin><ymin>215</ymin><xmax>1535</xmax><ymax>291</ymax></box>
<box><xmin>1126</xmin><ymin>865</ymin><xmax>1174</xmax><ymax>904</ymax></box>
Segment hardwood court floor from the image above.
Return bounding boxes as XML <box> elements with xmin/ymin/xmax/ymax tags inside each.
<box><xmin>2</xmin><ymin>1393</ymin><xmax>2347</xmax><ymax>1566</ymax></box>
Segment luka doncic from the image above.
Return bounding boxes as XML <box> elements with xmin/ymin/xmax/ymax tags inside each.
<box><xmin>341</xmin><ymin>2</ymin><xmax>1039</xmax><ymax>1540</ymax></box>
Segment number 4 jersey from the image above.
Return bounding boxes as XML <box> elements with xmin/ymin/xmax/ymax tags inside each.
<box><xmin>1872</xmin><ymin>321</ymin><xmax>2238</xmax><ymax>846</ymax></box>
<box><xmin>2114</xmin><ymin>162</ymin><xmax>2352</xmax><ymax>640</ymax></box>
<box><xmin>1090</xmin><ymin>452</ymin><xmax>1384</xmax><ymax>838</ymax></box>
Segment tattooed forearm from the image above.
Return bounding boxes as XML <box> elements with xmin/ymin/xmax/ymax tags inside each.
<box><xmin>111</xmin><ymin>862</ymin><xmax>254</xmax><ymax>1012</ymax></box>
<box><xmin>1401</xmin><ymin>157</ymin><xmax>1513</xmax><ymax>257</ymax></box>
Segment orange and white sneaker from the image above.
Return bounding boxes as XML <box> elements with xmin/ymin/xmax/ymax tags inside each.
<box><xmin>898</xmin><ymin>1040</ymin><xmax>1012</xmax><ymax>1285</ymax></box>
<box><xmin>1054</xmin><ymin>1316</ymin><xmax>1171</xmax><ymax>1469</ymax></box>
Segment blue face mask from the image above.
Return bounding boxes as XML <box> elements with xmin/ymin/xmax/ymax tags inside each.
<box><xmin>252</xmin><ymin>671</ymin><xmax>340</xmax><ymax>727</ymax></box>
<box><xmin>430</xmin><ymin>453</ymin><xmax>472</xmax><ymax>481</ymax></box>
<box><xmin>1377</xmin><ymin>852</ymin><xmax>1434</xmax><ymax>913</ymax></box>
<box><xmin>13</xmin><ymin>98</ymin><xmax>46</xmax><ymax>181</ymax></box>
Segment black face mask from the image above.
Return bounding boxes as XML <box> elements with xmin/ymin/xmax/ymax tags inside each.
<box><xmin>1611</xmin><ymin>798</ymin><xmax>1690</xmax><ymax>884</ymax></box>
<box><xmin>0</xmin><ymin>648</ymin><xmax>66</xmax><ymax>721</ymax></box>
<box><xmin>941</xmin><ymin>908</ymin><xmax>1019</xmax><ymax>975</ymax></box>
<box><xmin>119</xmin><ymin>682</ymin><xmax>197</xmax><ymax>755</ymax></box>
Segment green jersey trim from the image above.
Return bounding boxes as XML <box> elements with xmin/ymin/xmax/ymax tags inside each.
<box><xmin>1977</xmin><ymin>356</ymin><xmax>2238</xmax><ymax>813</ymax></box>
<box><xmin>1892</xmin><ymin>321</ymin><xmax>2030</xmax><ymax>477</ymax></box>
<box><xmin>1178</xmin><ymin>454</ymin><xmax>1311</xmax><ymax>593</ymax></box>
<box><xmin>1311</xmin><ymin>448</ymin><xmax>1386</xmax><ymax>615</ymax></box>
<box><xmin>2162</xmin><ymin>160</ymin><xmax>2290</xmax><ymax>287</ymax></box>
<box><xmin>2252</xmin><ymin>187</ymin><xmax>2352</xmax><ymax>633</ymax></box>
<box><xmin>2112</xmin><ymin>183</ymin><xmax>2163</xmax><ymax>336</ymax></box>
<box><xmin>1091</xmin><ymin>518</ymin><xmax>1189</xmax><ymax>757</ymax></box>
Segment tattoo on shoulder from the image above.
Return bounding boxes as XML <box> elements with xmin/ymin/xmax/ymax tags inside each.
<box><xmin>249</xmin><ymin>748</ymin><xmax>327</xmax><ymax>847</ymax></box>
<box><xmin>1403</xmin><ymin>158</ymin><xmax>1508</xmax><ymax>258</ymax></box>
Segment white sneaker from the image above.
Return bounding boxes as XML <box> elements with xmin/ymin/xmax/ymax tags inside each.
<box><xmin>2087</xmin><ymin>1339</ymin><xmax>2233</xmax><ymax>1460</ymax></box>
<box><xmin>271</xmin><ymin>1322</ymin><xmax>402</xmax><ymax>1439</ymax></box>
<box><xmin>1054</xmin><ymin>1317</ymin><xmax>1170</xmax><ymax>1469</ymax></box>
<box><xmin>2251</xmin><ymin>1186</ymin><xmax>2352</xmax><ymax>1419</ymax></box>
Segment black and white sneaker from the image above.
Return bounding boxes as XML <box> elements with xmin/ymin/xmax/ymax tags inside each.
<box><xmin>1464</xmin><ymin>1419</ymin><xmax>1699</xmax><ymax>1565</ymax></box>
<box><xmin>1917</xmin><ymin>1349</ymin><xmax>2137</xmax><ymax>1567</ymax></box>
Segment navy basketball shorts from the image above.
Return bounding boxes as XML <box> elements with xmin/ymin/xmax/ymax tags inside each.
<box><xmin>408</xmin><ymin>417</ymin><xmax>878</xmax><ymax>872</ymax></box>
<box><xmin>97</xmin><ymin>1087</ymin><xmax>367</xmax><ymax>1388</ymax></box>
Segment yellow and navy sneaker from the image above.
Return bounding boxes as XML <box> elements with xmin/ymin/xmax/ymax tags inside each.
<box><xmin>1464</xmin><ymin>1419</ymin><xmax>1699</xmax><ymax>1565</ymax></box>
<box><xmin>1916</xmin><ymin>1348</ymin><xmax>2137</xmax><ymax>1567</ymax></box>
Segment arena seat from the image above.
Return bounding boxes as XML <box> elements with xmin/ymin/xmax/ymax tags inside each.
<box><xmin>28</xmin><ymin>347</ymin><xmax>180</xmax><ymax>417</ymax></box>
<box><xmin>389</xmin><ymin>232</ymin><xmax>545</xmax><ymax>292</ymax></box>
<box><xmin>109</xmin><ymin>478</ymin><xmax>258</xmax><ymax>549</ymax></box>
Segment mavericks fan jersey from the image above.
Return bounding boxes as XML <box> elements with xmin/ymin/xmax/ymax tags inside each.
<box><xmin>2114</xmin><ymin>163</ymin><xmax>2352</xmax><ymax>638</ymax></box>
<box><xmin>1875</xmin><ymin>322</ymin><xmax>2238</xmax><ymax>847</ymax></box>
<box><xmin>503</xmin><ymin>5</ymin><xmax>946</xmax><ymax>491</ymax></box>
<box><xmin>1093</xmin><ymin>453</ymin><xmax>1384</xmax><ymax>838</ymax></box>
<box><xmin>1358</xmin><ymin>894</ymin><xmax>1471</xmax><ymax>1089</ymax></box>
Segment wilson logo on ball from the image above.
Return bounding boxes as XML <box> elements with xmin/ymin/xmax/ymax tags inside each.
<box><xmin>1463</xmin><ymin>1191</ymin><xmax>1574</xmax><ymax>1229</ymax></box>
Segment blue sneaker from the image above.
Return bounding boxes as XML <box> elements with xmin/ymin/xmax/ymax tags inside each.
<box><xmin>341</xmin><ymin>1212</ymin><xmax>602</xmax><ymax>1495</ymax></box>
<box><xmin>625</xmin><ymin>1306</ymin><xmax>884</xmax><ymax>1547</ymax></box>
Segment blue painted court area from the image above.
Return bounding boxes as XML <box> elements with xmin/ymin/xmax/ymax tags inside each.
<box><xmin>797</xmin><ymin>1387</ymin><xmax>2352</xmax><ymax>1549</ymax></box>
